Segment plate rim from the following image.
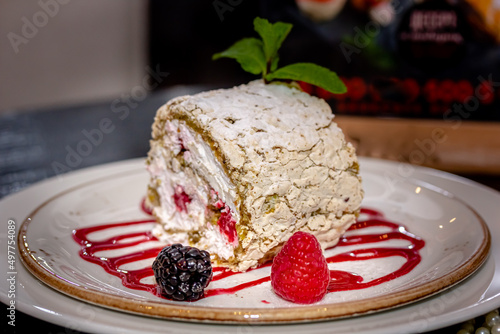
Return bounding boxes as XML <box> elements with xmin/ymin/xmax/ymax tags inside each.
<box><xmin>16</xmin><ymin>160</ymin><xmax>492</xmax><ymax>324</ymax></box>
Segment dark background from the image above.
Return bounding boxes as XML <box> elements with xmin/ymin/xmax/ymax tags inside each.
<box><xmin>149</xmin><ymin>0</ymin><xmax>500</xmax><ymax>120</ymax></box>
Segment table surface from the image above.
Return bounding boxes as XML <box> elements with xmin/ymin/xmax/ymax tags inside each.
<box><xmin>1</xmin><ymin>88</ymin><xmax>499</xmax><ymax>334</ymax></box>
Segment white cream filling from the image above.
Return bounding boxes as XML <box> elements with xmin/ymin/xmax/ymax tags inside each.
<box><xmin>147</xmin><ymin>119</ymin><xmax>238</xmax><ymax>260</ymax></box>
<box><xmin>177</xmin><ymin>122</ymin><xmax>239</xmax><ymax>222</ymax></box>
<box><xmin>201</xmin><ymin>224</ymin><xmax>236</xmax><ymax>260</ymax></box>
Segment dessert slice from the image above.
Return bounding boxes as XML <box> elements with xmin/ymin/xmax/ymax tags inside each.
<box><xmin>146</xmin><ymin>80</ymin><xmax>363</xmax><ymax>272</ymax></box>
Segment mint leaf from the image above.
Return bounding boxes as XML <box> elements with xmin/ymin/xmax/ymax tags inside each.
<box><xmin>253</xmin><ymin>17</ymin><xmax>292</xmax><ymax>72</ymax></box>
<box><xmin>212</xmin><ymin>17</ymin><xmax>347</xmax><ymax>95</ymax></box>
<box><xmin>265</xmin><ymin>63</ymin><xmax>347</xmax><ymax>94</ymax></box>
<box><xmin>212</xmin><ymin>37</ymin><xmax>266</xmax><ymax>75</ymax></box>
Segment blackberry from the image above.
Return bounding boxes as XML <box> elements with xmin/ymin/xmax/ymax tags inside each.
<box><xmin>152</xmin><ymin>244</ymin><xmax>212</xmax><ymax>301</ymax></box>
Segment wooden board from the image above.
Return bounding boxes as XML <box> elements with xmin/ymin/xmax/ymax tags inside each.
<box><xmin>335</xmin><ymin>116</ymin><xmax>500</xmax><ymax>175</ymax></box>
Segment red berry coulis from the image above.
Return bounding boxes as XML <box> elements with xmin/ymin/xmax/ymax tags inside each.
<box><xmin>72</xmin><ymin>202</ymin><xmax>424</xmax><ymax>300</ymax></box>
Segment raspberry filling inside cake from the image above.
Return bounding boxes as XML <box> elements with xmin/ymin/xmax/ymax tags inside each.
<box><xmin>147</xmin><ymin>119</ymin><xmax>240</xmax><ymax>261</ymax></box>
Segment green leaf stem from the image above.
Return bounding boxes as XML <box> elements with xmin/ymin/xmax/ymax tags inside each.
<box><xmin>213</xmin><ymin>17</ymin><xmax>347</xmax><ymax>94</ymax></box>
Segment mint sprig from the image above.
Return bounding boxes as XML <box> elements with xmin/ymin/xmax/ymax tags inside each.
<box><xmin>213</xmin><ymin>17</ymin><xmax>346</xmax><ymax>94</ymax></box>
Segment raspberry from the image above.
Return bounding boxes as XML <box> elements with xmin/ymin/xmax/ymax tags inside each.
<box><xmin>270</xmin><ymin>231</ymin><xmax>330</xmax><ymax>304</ymax></box>
<box><xmin>152</xmin><ymin>244</ymin><xmax>212</xmax><ymax>301</ymax></box>
<box><xmin>217</xmin><ymin>206</ymin><xmax>237</xmax><ymax>245</ymax></box>
<box><xmin>173</xmin><ymin>186</ymin><xmax>191</xmax><ymax>212</ymax></box>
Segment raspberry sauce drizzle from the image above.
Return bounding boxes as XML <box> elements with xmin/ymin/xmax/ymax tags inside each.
<box><xmin>72</xmin><ymin>219</ymin><xmax>162</xmax><ymax>294</ymax></box>
<box><xmin>72</xmin><ymin>206</ymin><xmax>424</xmax><ymax>300</ymax></box>
<box><xmin>327</xmin><ymin>215</ymin><xmax>425</xmax><ymax>292</ymax></box>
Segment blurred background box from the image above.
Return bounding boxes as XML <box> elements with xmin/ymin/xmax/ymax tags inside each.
<box><xmin>0</xmin><ymin>0</ymin><xmax>148</xmax><ymax>112</ymax></box>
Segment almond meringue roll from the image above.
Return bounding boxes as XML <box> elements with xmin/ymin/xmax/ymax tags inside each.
<box><xmin>146</xmin><ymin>80</ymin><xmax>363</xmax><ymax>272</ymax></box>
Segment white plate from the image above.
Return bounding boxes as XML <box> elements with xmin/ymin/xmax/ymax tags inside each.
<box><xmin>1</xmin><ymin>157</ymin><xmax>500</xmax><ymax>333</ymax></box>
<box><xmin>15</xmin><ymin>157</ymin><xmax>490</xmax><ymax>323</ymax></box>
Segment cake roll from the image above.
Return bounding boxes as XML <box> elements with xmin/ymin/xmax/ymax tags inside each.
<box><xmin>146</xmin><ymin>80</ymin><xmax>363</xmax><ymax>272</ymax></box>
